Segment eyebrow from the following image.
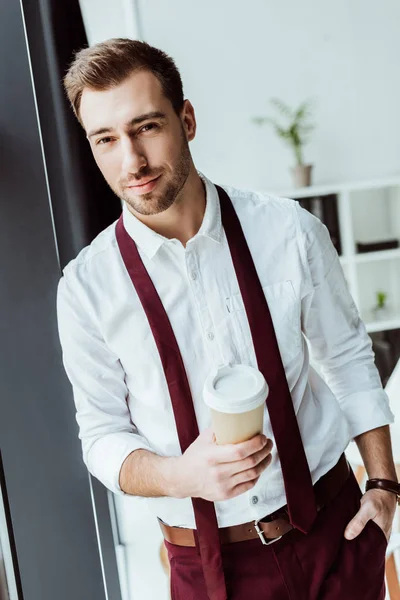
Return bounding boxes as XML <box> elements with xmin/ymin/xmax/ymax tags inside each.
<box><xmin>86</xmin><ymin>111</ymin><xmax>167</xmax><ymax>139</ymax></box>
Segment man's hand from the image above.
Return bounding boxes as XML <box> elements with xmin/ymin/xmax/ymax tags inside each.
<box><xmin>344</xmin><ymin>488</ymin><xmax>397</xmax><ymax>542</ymax></box>
<box><xmin>345</xmin><ymin>425</ymin><xmax>399</xmax><ymax>543</ymax></box>
<box><xmin>172</xmin><ymin>428</ymin><xmax>273</xmax><ymax>502</ymax></box>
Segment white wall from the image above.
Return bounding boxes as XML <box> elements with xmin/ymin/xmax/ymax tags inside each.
<box><xmin>79</xmin><ymin>0</ymin><xmax>141</xmax><ymax>43</ymax></box>
<box><xmin>80</xmin><ymin>0</ymin><xmax>400</xmax><ymax>191</ymax></box>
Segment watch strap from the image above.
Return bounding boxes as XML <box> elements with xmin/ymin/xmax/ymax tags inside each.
<box><xmin>365</xmin><ymin>478</ymin><xmax>400</xmax><ymax>504</ymax></box>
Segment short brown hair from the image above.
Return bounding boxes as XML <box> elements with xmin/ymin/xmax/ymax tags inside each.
<box><xmin>63</xmin><ymin>38</ymin><xmax>184</xmax><ymax>127</ymax></box>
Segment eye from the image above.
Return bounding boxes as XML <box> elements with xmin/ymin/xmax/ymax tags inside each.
<box><xmin>139</xmin><ymin>122</ymin><xmax>160</xmax><ymax>134</ymax></box>
<box><xmin>96</xmin><ymin>137</ymin><xmax>114</xmax><ymax>145</ymax></box>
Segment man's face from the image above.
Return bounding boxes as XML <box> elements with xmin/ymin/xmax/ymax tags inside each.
<box><xmin>80</xmin><ymin>69</ymin><xmax>194</xmax><ymax>216</ymax></box>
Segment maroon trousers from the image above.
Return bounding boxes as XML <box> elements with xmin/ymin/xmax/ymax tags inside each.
<box><xmin>165</xmin><ymin>471</ymin><xmax>386</xmax><ymax>600</ymax></box>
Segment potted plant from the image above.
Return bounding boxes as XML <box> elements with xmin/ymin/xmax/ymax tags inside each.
<box><xmin>252</xmin><ymin>98</ymin><xmax>315</xmax><ymax>188</ymax></box>
<box><xmin>373</xmin><ymin>291</ymin><xmax>389</xmax><ymax>321</ymax></box>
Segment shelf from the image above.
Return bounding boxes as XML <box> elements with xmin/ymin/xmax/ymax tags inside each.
<box><xmin>350</xmin><ymin>186</ymin><xmax>400</xmax><ymax>257</ymax></box>
<box><xmin>339</xmin><ymin>249</ymin><xmax>400</xmax><ymax>265</ymax></box>
<box><xmin>270</xmin><ymin>175</ymin><xmax>400</xmax><ymax>200</ymax></box>
<box><xmin>267</xmin><ymin>178</ymin><xmax>400</xmax><ymax>358</ymax></box>
<box><xmin>365</xmin><ymin>319</ymin><xmax>400</xmax><ymax>334</ymax></box>
<box><xmin>354</xmin><ymin>248</ymin><xmax>400</xmax><ymax>263</ymax></box>
<box><xmin>264</xmin><ymin>176</ymin><xmax>400</xmax><ymax>384</ymax></box>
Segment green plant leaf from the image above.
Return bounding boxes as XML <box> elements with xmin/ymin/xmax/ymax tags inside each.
<box><xmin>252</xmin><ymin>97</ymin><xmax>315</xmax><ymax>163</ymax></box>
<box><xmin>376</xmin><ymin>290</ymin><xmax>387</xmax><ymax>308</ymax></box>
<box><xmin>270</xmin><ymin>98</ymin><xmax>293</xmax><ymax>118</ymax></box>
<box><xmin>252</xmin><ymin>117</ymin><xmax>267</xmax><ymax>126</ymax></box>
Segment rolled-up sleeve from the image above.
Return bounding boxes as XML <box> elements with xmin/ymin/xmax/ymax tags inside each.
<box><xmin>296</xmin><ymin>203</ymin><xmax>395</xmax><ymax>439</ymax></box>
<box><xmin>56</xmin><ymin>270</ymin><xmax>153</xmax><ymax>495</ymax></box>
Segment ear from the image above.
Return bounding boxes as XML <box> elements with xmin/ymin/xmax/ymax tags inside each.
<box><xmin>180</xmin><ymin>99</ymin><xmax>196</xmax><ymax>142</ymax></box>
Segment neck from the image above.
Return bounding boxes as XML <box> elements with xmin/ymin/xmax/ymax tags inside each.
<box><xmin>127</xmin><ymin>166</ymin><xmax>206</xmax><ymax>247</ymax></box>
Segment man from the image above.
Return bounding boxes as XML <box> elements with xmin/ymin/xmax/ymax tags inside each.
<box><xmin>57</xmin><ymin>38</ymin><xmax>399</xmax><ymax>599</ymax></box>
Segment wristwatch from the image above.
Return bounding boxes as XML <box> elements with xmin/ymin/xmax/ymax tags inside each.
<box><xmin>366</xmin><ymin>478</ymin><xmax>400</xmax><ymax>505</ymax></box>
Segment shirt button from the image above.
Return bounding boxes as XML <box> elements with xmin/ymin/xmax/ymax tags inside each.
<box><xmin>190</xmin><ymin>271</ymin><xmax>197</xmax><ymax>280</ymax></box>
<box><xmin>206</xmin><ymin>331</ymin><xmax>214</xmax><ymax>341</ymax></box>
<box><xmin>251</xmin><ymin>496</ymin><xmax>259</xmax><ymax>505</ymax></box>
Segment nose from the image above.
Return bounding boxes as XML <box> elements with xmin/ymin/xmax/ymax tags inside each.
<box><xmin>121</xmin><ymin>135</ymin><xmax>147</xmax><ymax>175</ymax></box>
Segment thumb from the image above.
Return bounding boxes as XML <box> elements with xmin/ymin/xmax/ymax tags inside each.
<box><xmin>199</xmin><ymin>427</ymin><xmax>216</xmax><ymax>444</ymax></box>
<box><xmin>344</xmin><ymin>505</ymin><xmax>372</xmax><ymax>540</ymax></box>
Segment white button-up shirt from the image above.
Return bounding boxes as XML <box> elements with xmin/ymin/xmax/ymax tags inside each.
<box><xmin>56</xmin><ymin>173</ymin><xmax>394</xmax><ymax>528</ymax></box>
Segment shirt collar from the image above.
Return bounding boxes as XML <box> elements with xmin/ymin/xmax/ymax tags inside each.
<box><xmin>122</xmin><ymin>171</ymin><xmax>223</xmax><ymax>260</ymax></box>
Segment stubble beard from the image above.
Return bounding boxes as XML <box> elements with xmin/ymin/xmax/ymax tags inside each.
<box><xmin>118</xmin><ymin>133</ymin><xmax>192</xmax><ymax>217</ymax></box>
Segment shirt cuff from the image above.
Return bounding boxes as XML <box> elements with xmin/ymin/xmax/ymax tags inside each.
<box><xmin>338</xmin><ymin>389</ymin><xmax>395</xmax><ymax>440</ymax></box>
<box><xmin>84</xmin><ymin>432</ymin><xmax>154</xmax><ymax>495</ymax></box>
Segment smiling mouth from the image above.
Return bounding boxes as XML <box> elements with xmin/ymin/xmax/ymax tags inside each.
<box><xmin>127</xmin><ymin>175</ymin><xmax>161</xmax><ymax>188</ymax></box>
<box><xmin>125</xmin><ymin>175</ymin><xmax>162</xmax><ymax>196</ymax></box>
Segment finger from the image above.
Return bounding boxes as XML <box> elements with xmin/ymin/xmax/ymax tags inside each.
<box><xmin>199</xmin><ymin>427</ymin><xmax>216</xmax><ymax>442</ymax></box>
<box><xmin>344</xmin><ymin>505</ymin><xmax>374</xmax><ymax>540</ymax></box>
<box><xmin>227</xmin><ymin>476</ymin><xmax>260</xmax><ymax>499</ymax></box>
<box><xmin>214</xmin><ymin>435</ymin><xmax>271</xmax><ymax>464</ymax></box>
<box><xmin>222</xmin><ymin>443</ymin><xmax>273</xmax><ymax>478</ymax></box>
<box><xmin>230</xmin><ymin>454</ymin><xmax>272</xmax><ymax>487</ymax></box>
<box><xmin>197</xmin><ymin>428</ymin><xmax>217</xmax><ymax>448</ymax></box>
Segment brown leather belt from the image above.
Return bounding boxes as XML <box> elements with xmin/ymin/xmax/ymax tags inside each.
<box><xmin>159</xmin><ymin>453</ymin><xmax>350</xmax><ymax>547</ymax></box>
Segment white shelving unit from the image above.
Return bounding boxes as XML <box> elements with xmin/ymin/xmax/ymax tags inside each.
<box><xmin>270</xmin><ymin>176</ymin><xmax>400</xmax><ymax>334</ymax></box>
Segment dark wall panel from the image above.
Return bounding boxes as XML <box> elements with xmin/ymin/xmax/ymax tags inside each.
<box><xmin>0</xmin><ymin>1</ymin><xmax>122</xmax><ymax>598</ymax></box>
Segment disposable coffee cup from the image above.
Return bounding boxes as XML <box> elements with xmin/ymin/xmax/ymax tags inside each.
<box><xmin>203</xmin><ymin>364</ymin><xmax>268</xmax><ymax>445</ymax></box>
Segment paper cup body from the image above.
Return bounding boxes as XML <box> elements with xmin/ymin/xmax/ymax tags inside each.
<box><xmin>203</xmin><ymin>365</ymin><xmax>268</xmax><ymax>444</ymax></box>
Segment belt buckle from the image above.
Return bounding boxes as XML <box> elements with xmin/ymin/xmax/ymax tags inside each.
<box><xmin>254</xmin><ymin>519</ymin><xmax>283</xmax><ymax>546</ymax></box>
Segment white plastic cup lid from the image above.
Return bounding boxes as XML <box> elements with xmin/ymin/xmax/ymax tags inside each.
<box><xmin>203</xmin><ymin>364</ymin><xmax>268</xmax><ymax>414</ymax></box>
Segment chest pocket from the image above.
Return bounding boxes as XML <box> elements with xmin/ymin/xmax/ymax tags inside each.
<box><xmin>226</xmin><ymin>280</ymin><xmax>302</xmax><ymax>367</ymax></box>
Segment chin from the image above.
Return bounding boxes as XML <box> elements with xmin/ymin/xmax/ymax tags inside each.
<box><xmin>124</xmin><ymin>197</ymin><xmax>166</xmax><ymax>217</ymax></box>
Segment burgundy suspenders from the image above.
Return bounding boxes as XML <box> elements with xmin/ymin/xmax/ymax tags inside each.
<box><xmin>115</xmin><ymin>185</ymin><xmax>316</xmax><ymax>600</ymax></box>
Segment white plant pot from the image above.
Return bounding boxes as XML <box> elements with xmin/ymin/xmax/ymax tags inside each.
<box><xmin>373</xmin><ymin>306</ymin><xmax>390</xmax><ymax>321</ymax></box>
<box><xmin>291</xmin><ymin>164</ymin><xmax>313</xmax><ymax>188</ymax></box>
